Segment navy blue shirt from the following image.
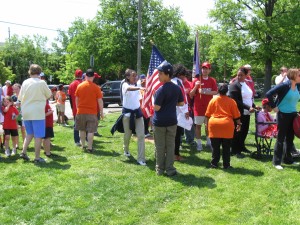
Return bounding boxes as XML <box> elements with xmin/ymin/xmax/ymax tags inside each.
<box><xmin>152</xmin><ymin>82</ymin><xmax>184</xmax><ymax>127</ymax></box>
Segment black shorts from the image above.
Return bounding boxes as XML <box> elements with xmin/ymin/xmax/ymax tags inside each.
<box><xmin>4</xmin><ymin>129</ymin><xmax>19</xmax><ymax>137</ymax></box>
<box><xmin>44</xmin><ymin>127</ymin><xmax>54</xmax><ymax>139</ymax></box>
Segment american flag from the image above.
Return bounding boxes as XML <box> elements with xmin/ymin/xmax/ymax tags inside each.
<box><xmin>192</xmin><ymin>32</ymin><xmax>200</xmax><ymax>77</ymax></box>
<box><xmin>142</xmin><ymin>45</ymin><xmax>165</xmax><ymax>118</ymax></box>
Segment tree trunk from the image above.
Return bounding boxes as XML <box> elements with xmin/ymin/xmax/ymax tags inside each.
<box><xmin>264</xmin><ymin>58</ymin><xmax>272</xmax><ymax>95</ymax></box>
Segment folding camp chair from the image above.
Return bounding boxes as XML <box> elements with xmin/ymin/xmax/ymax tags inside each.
<box><xmin>252</xmin><ymin>110</ymin><xmax>277</xmax><ymax>157</ymax></box>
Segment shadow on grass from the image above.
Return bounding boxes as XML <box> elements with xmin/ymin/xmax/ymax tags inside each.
<box><xmin>223</xmin><ymin>166</ymin><xmax>264</xmax><ymax>176</ymax></box>
<box><xmin>84</xmin><ymin>148</ymin><xmax>121</xmax><ymax>157</ymax></box>
<box><xmin>169</xmin><ymin>174</ymin><xmax>216</xmax><ymax>189</ymax></box>
<box><xmin>51</xmin><ymin>145</ymin><xmax>66</xmax><ymax>152</ymax></box>
<box><xmin>0</xmin><ymin>156</ymin><xmax>19</xmax><ymax>164</ymax></box>
<box><xmin>250</xmin><ymin>153</ymin><xmax>273</xmax><ymax>163</ymax></box>
<box><xmin>44</xmin><ymin>153</ymin><xmax>68</xmax><ymax>162</ymax></box>
<box><xmin>34</xmin><ymin>161</ymin><xmax>71</xmax><ymax>170</ymax></box>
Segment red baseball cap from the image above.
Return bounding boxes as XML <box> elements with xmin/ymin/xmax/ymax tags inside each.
<box><xmin>94</xmin><ymin>72</ymin><xmax>101</xmax><ymax>78</ymax></box>
<box><xmin>261</xmin><ymin>98</ymin><xmax>269</xmax><ymax>105</ymax></box>
<box><xmin>75</xmin><ymin>69</ymin><xmax>83</xmax><ymax>78</ymax></box>
<box><xmin>202</xmin><ymin>62</ymin><xmax>211</xmax><ymax>69</ymax></box>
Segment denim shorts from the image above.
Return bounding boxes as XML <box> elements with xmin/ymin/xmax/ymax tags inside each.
<box><xmin>24</xmin><ymin>120</ymin><xmax>46</xmax><ymax>138</ymax></box>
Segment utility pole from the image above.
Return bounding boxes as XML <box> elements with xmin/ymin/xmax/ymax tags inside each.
<box><xmin>8</xmin><ymin>27</ymin><xmax>10</xmax><ymax>41</ymax></box>
<box><xmin>137</xmin><ymin>0</ymin><xmax>142</xmax><ymax>74</ymax></box>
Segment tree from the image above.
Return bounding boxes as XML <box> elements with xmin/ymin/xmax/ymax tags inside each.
<box><xmin>209</xmin><ymin>0</ymin><xmax>300</xmax><ymax>93</ymax></box>
<box><xmin>59</xmin><ymin>0</ymin><xmax>193</xmax><ymax>82</ymax></box>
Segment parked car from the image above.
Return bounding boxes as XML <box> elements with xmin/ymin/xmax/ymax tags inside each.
<box><xmin>101</xmin><ymin>80</ymin><xmax>122</xmax><ymax>107</ymax></box>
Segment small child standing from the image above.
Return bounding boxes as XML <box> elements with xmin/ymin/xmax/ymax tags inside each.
<box><xmin>2</xmin><ymin>96</ymin><xmax>19</xmax><ymax>156</ymax></box>
<box><xmin>43</xmin><ymin>101</ymin><xmax>54</xmax><ymax>157</ymax></box>
<box><xmin>55</xmin><ymin>84</ymin><xmax>67</xmax><ymax>126</ymax></box>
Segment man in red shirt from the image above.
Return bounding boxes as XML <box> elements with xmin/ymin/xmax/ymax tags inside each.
<box><xmin>68</xmin><ymin>69</ymin><xmax>82</xmax><ymax>146</ymax></box>
<box><xmin>190</xmin><ymin>62</ymin><xmax>218</xmax><ymax>151</ymax></box>
<box><xmin>75</xmin><ymin>69</ymin><xmax>104</xmax><ymax>152</ymax></box>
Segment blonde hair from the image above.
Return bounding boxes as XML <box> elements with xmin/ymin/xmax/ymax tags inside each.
<box><xmin>287</xmin><ymin>68</ymin><xmax>299</xmax><ymax>80</ymax></box>
<box><xmin>28</xmin><ymin>64</ymin><xmax>42</xmax><ymax>76</ymax></box>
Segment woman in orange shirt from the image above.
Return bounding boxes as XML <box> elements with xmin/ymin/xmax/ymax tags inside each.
<box><xmin>205</xmin><ymin>84</ymin><xmax>241</xmax><ymax>169</ymax></box>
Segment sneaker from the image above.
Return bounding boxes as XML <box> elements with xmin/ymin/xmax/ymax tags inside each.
<box><xmin>145</xmin><ymin>133</ymin><xmax>151</xmax><ymax>138</ymax></box>
<box><xmin>34</xmin><ymin>158</ymin><xmax>46</xmax><ymax>163</ymax></box>
<box><xmin>292</xmin><ymin>162</ymin><xmax>300</xmax><ymax>165</ymax></box>
<box><xmin>124</xmin><ymin>151</ymin><xmax>131</xmax><ymax>157</ymax></box>
<box><xmin>210</xmin><ymin>163</ymin><xmax>218</xmax><ymax>169</ymax></box>
<box><xmin>20</xmin><ymin>153</ymin><xmax>30</xmax><ymax>161</ymax></box>
<box><xmin>5</xmin><ymin>149</ymin><xmax>11</xmax><ymax>157</ymax></box>
<box><xmin>274</xmin><ymin>165</ymin><xmax>283</xmax><ymax>170</ymax></box>
<box><xmin>75</xmin><ymin>142</ymin><xmax>82</xmax><ymax>147</ymax></box>
<box><xmin>62</xmin><ymin>123</ymin><xmax>69</xmax><ymax>127</ymax></box>
<box><xmin>206</xmin><ymin>138</ymin><xmax>212</xmax><ymax>148</ymax></box>
<box><xmin>224</xmin><ymin>165</ymin><xmax>233</xmax><ymax>169</ymax></box>
<box><xmin>137</xmin><ymin>160</ymin><xmax>146</xmax><ymax>166</ymax></box>
<box><xmin>197</xmin><ymin>143</ymin><xmax>203</xmax><ymax>151</ymax></box>
<box><xmin>11</xmin><ymin>148</ymin><xmax>17</xmax><ymax>155</ymax></box>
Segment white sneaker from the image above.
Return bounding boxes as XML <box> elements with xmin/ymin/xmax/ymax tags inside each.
<box><xmin>197</xmin><ymin>143</ymin><xmax>203</xmax><ymax>151</ymax></box>
<box><xmin>75</xmin><ymin>142</ymin><xmax>81</xmax><ymax>147</ymax></box>
<box><xmin>145</xmin><ymin>133</ymin><xmax>151</xmax><ymax>138</ymax></box>
<box><xmin>274</xmin><ymin>165</ymin><xmax>283</xmax><ymax>170</ymax></box>
<box><xmin>5</xmin><ymin>149</ymin><xmax>11</xmax><ymax>157</ymax></box>
<box><xmin>124</xmin><ymin>151</ymin><xmax>131</xmax><ymax>157</ymax></box>
<box><xmin>11</xmin><ymin>148</ymin><xmax>17</xmax><ymax>155</ymax></box>
<box><xmin>137</xmin><ymin>160</ymin><xmax>146</xmax><ymax>166</ymax></box>
<box><xmin>292</xmin><ymin>162</ymin><xmax>300</xmax><ymax>165</ymax></box>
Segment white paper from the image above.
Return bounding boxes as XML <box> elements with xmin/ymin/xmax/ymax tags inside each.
<box><xmin>177</xmin><ymin>113</ymin><xmax>193</xmax><ymax>130</ymax></box>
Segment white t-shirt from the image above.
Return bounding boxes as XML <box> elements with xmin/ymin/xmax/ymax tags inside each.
<box><xmin>122</xmin><ymin>82</ymin><xmax>141</xmax><ymax>117</ymax></box>
<box><xmin>18</xmin><ymin>78</ymin><xmax>52</xmax><ymax>120</ymax></box>
<box><xmin>240</xmin><ymin>82</ymin><xmax>253</xmax><ymax>115</ymax></box>
<box><xmin>275</xmin><ymin>74</ymin><xmax>289</xmax><ymax>85</ymax></box>
<box><xmin>2</xmin><ymin>85</ymin><xmax>7</xmax><ymax>97</ymax></box>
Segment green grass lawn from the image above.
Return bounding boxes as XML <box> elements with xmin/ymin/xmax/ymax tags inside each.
<box><xmin>1</xmin><ymin>105</ymin><xmax>300</xmax><ymax>224</ymax></box>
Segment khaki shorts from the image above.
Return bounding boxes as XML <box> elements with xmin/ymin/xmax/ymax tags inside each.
<box><xmin>75</xmin><ymin>114</ymin><xmax>98</xmax><ymax>133</ymax></box>
<box><xmin>56</xmin><ymin>104</ymin><xmax>65</xmax><ymax>113</ymax></box>
<box><xmin>194</xmin><ymin>116</ymin><xmax>206</xmax><ymax>125</ymax></box>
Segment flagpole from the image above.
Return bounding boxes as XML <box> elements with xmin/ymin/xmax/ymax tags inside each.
<box><xmin>137</xmin><ymin>0</ymin><xmax>142</xmax><ymax>74</ymax></box>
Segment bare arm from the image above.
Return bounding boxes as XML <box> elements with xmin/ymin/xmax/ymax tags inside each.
<box><xmin>177</xmin><ymin>101</ymin><xmax>184</xmax><ymax>106</ymax></box>
<box><xmin>98</xmin><ymin>98</ymin><xmax>104</xmax><ymax>119</ymax></box>
<box><xmin>75</xmin><ymin>96</ymin><xmax>79</xmax><ymax>109</ymax></box>
<box><xmin>154</xmin><ymin>105</ymin><xmax>161</xmax><ymax>111</ymax></box>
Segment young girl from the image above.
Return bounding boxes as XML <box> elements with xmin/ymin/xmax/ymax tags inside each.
<box><xmin>43</xmin><ymin>101</ymin><xmax>54</xmax><ymax>157</ymax></box>
<box><xmin>2</xmin><ymin>96</ymin><xmax>19</xmax><ymax>156</ymax></box>
<box><xmin>257</xmin><ymin>98</ymin><xmax>278</xmax><ymax>138</ymax></box>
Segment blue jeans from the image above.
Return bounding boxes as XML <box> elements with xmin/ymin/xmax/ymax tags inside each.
<box><xmin>185</xmin><ymin>124</ymin><xmax>195</xmax><ymax>144</ymax></box>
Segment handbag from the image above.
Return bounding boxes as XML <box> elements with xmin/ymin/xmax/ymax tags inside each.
<box><xmin>293</xmin><ymin>113</ymin><xmax>300</xmax><ymax>138</ymax></box>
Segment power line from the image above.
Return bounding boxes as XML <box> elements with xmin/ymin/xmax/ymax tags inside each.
<box><xmin>0</xmin><ymin>20</ymin><xmax>60</xmax><ymax>32</ymax></box>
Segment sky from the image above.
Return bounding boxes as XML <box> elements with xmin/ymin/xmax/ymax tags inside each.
<box><xmin>0</xmin><ymin>0</ymin><xmax>214</xmax><ymax>45</ymax></box>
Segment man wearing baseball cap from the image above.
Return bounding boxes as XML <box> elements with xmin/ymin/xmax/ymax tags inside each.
<box><xmin>75</xmin><ymin>69</ymin><xmax>104</xmax><ymax>152</ymax></box>
<box><xmin>190</xmin><ymin>62</ymin><xmax>218</xmax><ymax>151</ymax></box>
<box><xmin>69</xmin><ymin>69</ymin><xmax>83</xmax><ymax>146</ymax></box>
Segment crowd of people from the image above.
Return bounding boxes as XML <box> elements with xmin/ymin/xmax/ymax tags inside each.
<box><xmin>1</xmin><ymin>63</ymin><xmax>300</xmax><ymax>173</ymax></box>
